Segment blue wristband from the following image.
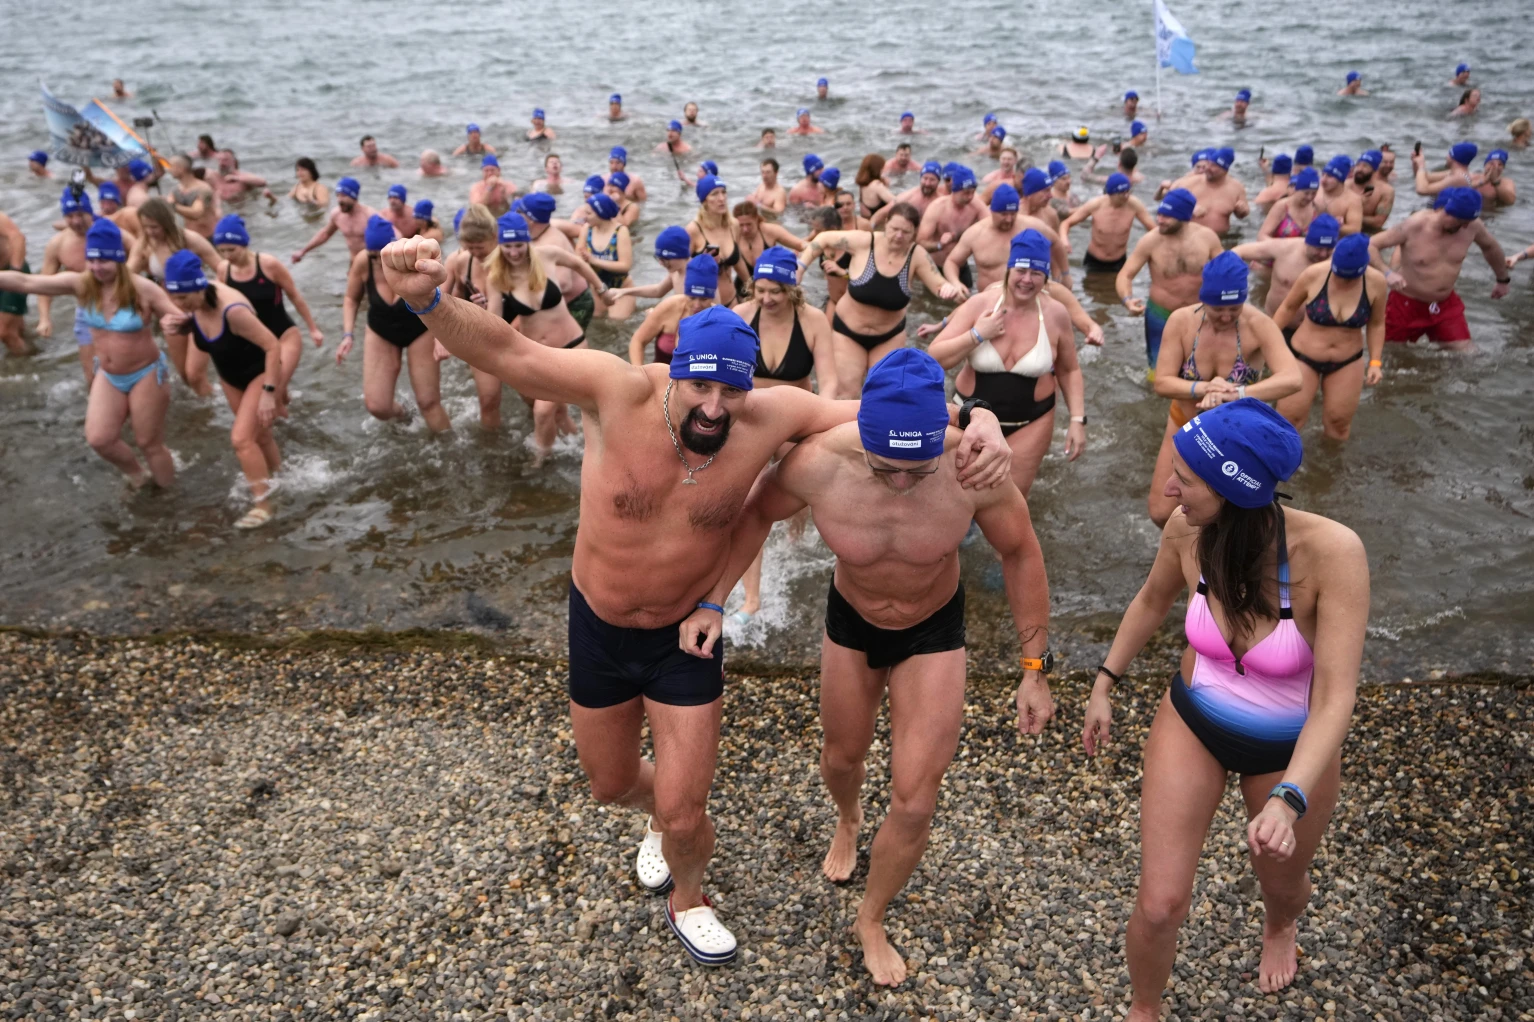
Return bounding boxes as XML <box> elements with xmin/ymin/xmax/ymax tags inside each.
<box><xmin>696</xmin><ymin>602</ymin><xmax>724</xmax><ymax>614</ymax></box>
<box><xmin>1190</xmin><ymin>381</ymin><xmax>1199</xmax><ymax>397</ymax></box>
<box><xmin>403</xmin><ymin>286</ymin><xmax>442</xmax><ymax>316</ymax></box>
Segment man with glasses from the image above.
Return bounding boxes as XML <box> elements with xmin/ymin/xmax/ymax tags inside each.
<box><xmin>678</xmin><ymin>348</ymin><xmax>1052</xmax><ymax>987</ymax></box>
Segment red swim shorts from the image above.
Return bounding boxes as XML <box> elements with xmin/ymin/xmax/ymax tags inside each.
<box><xmin>1385</xmin><ymin>290</ymin><xmax>1469</xmax><ymax>343</ymax></box>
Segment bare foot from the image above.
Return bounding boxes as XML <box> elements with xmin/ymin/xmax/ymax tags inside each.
<box><xmin>125</xmin><ymin>472</ymin><xmax>150</xmax><ymax>492</ymax></box>
<box><xmin>1124</xmin><ymin>1005</ymin><xmax>1160</xmax><ymax>1022</ymax></box>
<box><xmin>1258</xmin><ymin>919</ymin><xmax>1299</xmax><ymax>993</ymax></box>
<box><xmin>854</xmin><ymin>915</ymin><xmax>906</xmax><ymax>986</ymax></box>
<box><xmin>821</xmin><ymin>809</ymin><xmax>862</xmax><ymax>882</ymax></box>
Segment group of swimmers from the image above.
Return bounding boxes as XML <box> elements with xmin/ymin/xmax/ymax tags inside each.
<box><xmin>0</xmin><ymin>66</ymin><xmax>1525</xmax><ymax>1014</ymax></box>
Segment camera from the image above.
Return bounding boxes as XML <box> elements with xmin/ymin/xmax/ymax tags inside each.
<box><xmin>133</xmin><ymin>116</ymin><xmax>155</xmax><ymax>129</ymax></box>
<box><xmin>68</xmin><ymin>168</ymin><xmax>87</xmax><ymax>201</ymax></box>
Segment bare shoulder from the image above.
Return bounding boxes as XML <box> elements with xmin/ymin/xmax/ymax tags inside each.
<box><xmin>777</xmin><ymin>422</ymin><xmax>855</xmax><ymax>491</ymax></box>
<box><xmin>1290</xmin><ymin>508</ymin><xmax>1364</xmax><ymax>561</ymax></box>
<box><xmin>1164</xmin><ymin>303</ymin><xmax>1198</xmax><ymax>331</ymax></box>
<box><xmin>730</xmin><ymin>299</ymin><xmax>759</xmax><ymax>322</ymax></box>
<box><xmin>1041</xmin><ymin>292</ymin><xmax>1073</xmax><ymax>330</ymax></box>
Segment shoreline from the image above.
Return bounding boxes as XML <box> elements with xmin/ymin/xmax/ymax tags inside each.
<box><xmin>1</xmin><ymin>632</ymin><xmax>1528</xmax><ymax>1020</ymax></box>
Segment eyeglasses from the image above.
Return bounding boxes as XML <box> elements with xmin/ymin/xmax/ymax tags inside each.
<box><xmin>864</xmin><ymin>453</ymin><xmax>940</xmax><ymax>476</ymax></box>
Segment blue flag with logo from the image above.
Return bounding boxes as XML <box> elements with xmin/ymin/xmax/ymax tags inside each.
<box><xmin>1155</xmin><ymin>0</ymin><xmax>1199</xmax><ymax>75</ymax></box>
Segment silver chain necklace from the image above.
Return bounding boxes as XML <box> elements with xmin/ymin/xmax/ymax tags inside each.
<box><xmin>663</xmin><ymin>380</ymin><xmax>717</xmax><ymax>485</ymax></box>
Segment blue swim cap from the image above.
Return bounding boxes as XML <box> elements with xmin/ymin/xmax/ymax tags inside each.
<box><xmin>60</xmin><ymin>187</ymin><xmax>92</xmax><ymax>215</ymax></box>
<box><xmin>654</xmin><ymin>225</ymin><xmax>691</xmax><ymax>261</ymax></box>
<box><xmin>817</xmin><ymin>77</ymin><xmax>828</xmax><ymax>87</ymax></box>
<box><xmin>453</xmin><ymin>208</ymin><xmax>465</xmax><ymax>233</ymax></box>
<box><xmin>901</xmin><ymin>111</ymin><xmax>914</xmax><ymax>121</ymax></box>
<box><xmin>1435</xmin><ymin>186</ymin><xmax>1482</xmax><ymax>221</ymax></box>
<box><xmin>1305</xmin><ymin>213</ymin><xmax>1340</xmax><ymax>247</ymax></box>
<box><xmin>610</xmin><ymin>145</ymin><xmax>627</xmax><ymax>164</ymax></box>
<box><xmin>1212</xmin><ymin>147</ymin><xmax>1236</xmax><ymax>170</ymax></box>
<box><xmin>1486</xmin><ymin>149</ymin><xmax>1509</xmax><ymax>165</ymax></box>
<box><xmin>583</xmin><ymin>174</ymin><xmax>605</xmax><ymax>196</ymax></box>
<box><xmin>1173</xmin><ymin>399</ymin><xmax>1302</xmax><ymax>508</ymax></box>
<box><xmin>684</xmin><ymin>254</ymin><xmax>718</xmax><ymax>298</ymax></box>
<box><xmin>128</xmin><ymin>158</ymin><xmax>151</xmax><ymax>180</ymax></box>
<box><xmin>337</xmin><ymin>176</ymin><xmax>360</xmax><ymax>198</ymax></box>
<box><xmin>1191</xmin><ymin>148</ymin><xmax>1214</xmax><ymax>167</ymax></box>
<box><xmin>1047</xmin><ymin>160</ymin><xmax>1069</xmax><ymax>182</ymax></box>
<box><xmin>98</xmin><ymin>182</ymin><xmax>122</xmax><ymax>204</ymax></box>
<box><xmin>984</xmin><ymin>112</ymin><xmax>997</xmax><ymax>126</ymax></box>
<box><xmin>1008</xmin><ymin>228</ymin><xmax>1051</xmax><ymax>275</ymax></box>
<box><xmin>669</xmin><ymin>119</ymin><xmax>684</xmax><ymax>132</ymax></box>
<box><xmin>699</xmin><ymin>160</ymin><xmax>719</xmax><ymax>177</ymax></box>
<box><xmin>942</xmin><ymin>162</ymin><xmax>959</xmax><ymax>180</ymax></box>
<box><xmin>520</xmin><ymin>192</ymin><xmax>556</xmax><ymax>223</ymax></box>
<box><xmin>466</xmin><ymin>123</ymin><xmax>480</xmax><ymax>134</ymax></box>
<box><xmin>1456</xmin><ymin>63</ymin><xmax>1469</xmax><ymax>75</ymax></box>
<box><xmin>482</xmin><ymin>154</ymin><xmax>499</xmax><ymax>168</ymax></box>
<box><xmin>796</xmin><ymin>107</ymin><xmax>810</xmax><ymax>118</ymax></box>
<box><xmin>753</xmin><ymin>245</ymin><xmax>800</xmax><ymax>284</ymax></box>
<box><xmin>29</xmin><ymin>150</ymin><xmax>48</xmax><ymax>165</ymax></box>
<box><xmin>1449</xmin><ymin>141</ymin><xmax>1478</xmax><ymax>166</ymax></box>
<box><xmin>1324</xmin><ymin>155</ymin><xmax>1353</xmax><ymax>181</ymax></box>
<box><xmin>1290</xmin><ymin>167</ymin><xmax>1320</xmax><ymax>191</ymax></box>
<box><xmin>532</xmin><ymin>108</ymin><xmax>545</xmax><ymax>120</ymax></box>
<box><xmin>950</xmin><ymin>166</ymin><xmax>976</xmax><ymax>191</ymax></box>
<box><xmin>413</xmin><ymin>199</ymin><xmax>434</xmax><ymax>220</ymax></box>
<box><xmin>695</xmin><ymin>174</ymin><xmax>726</xmax><ymax>203</ymax></box>
<box><xmin>819</xmin><ymin>167</ymin><xmax>841</xmax><ymax>190</ymax></box>
<box><xmin>921</xmin><ymin>160</ymin><xmax>942</xmax><ymax>176</ymax></box>
<box><xmin>364</xmin><ymin>216</ymin><xmax>396</xmax><ymax>252</ymax></box>
<box><xmin>497</xmin><ymin>212</ymin><xmax>531</xmax><ymax>243</ymax></box>
<box><xmin>1357</xmin><ymin>149</ymin><xmax>1382</xmax><ymax>169</ymax></box>
<box><xmin>1235</xmin><ymin>89</ymin><xmax>1252</xmax><ymax>102</ymax></box>
<box><xmin>668</xmin><ymin>305</ymin><xmax>757</xmax><ymax>391</ymax></box>
<box><xmin>1158</xmin><ymin>188</ymin><xmax>1196</xmax><ymax>221</ymax></box>
<box><xmin>1331</xmin><ymin>234</ymin><xmax>1370</xmax><ymax>279</ymax></box>
<box><xmin>1125</xmin><ymin>90</ymin><xmax>1139</xmax><ymax>101</ymax></box>
<box><xmin>990</xmin><ymin>183</ymin><xmax>1020</xmax><ymax>212</ymax></box>
<box><xmin>84</xmin><ymin>219</ymin><xmax>126</xmax><ymax>262</ymax></box>
<box><xmin>1304</xmin><ymin>214</ymin><xmax>1339</xmax><ymax>248</ymax></box>
<box><xmin>1346</xmin><ymin>71</ymin><xmax>1360</xmax><ymax>83</ymax></box>
<box><xmin>387</xmin><ymin>184</ymin><xmax>407</xmax><ymax>202</ymax></box>
<box><xmin>609</xmin><ymin>93</ymin><xmax>621</xmax><ymax>104</ymax></box>
<box><xmin>1105</xmin><ymin>173</ymin><xmax>1132</xmax><ymax>195</ymax></box>
<box><xmin>803</xmin><ymin>153</ymin><xmax>823</xmax><ymax>175</ymax></box>
<box><xmin>586</xmin><ymin>193</ymin><xmax>620</xmax><ymax>220</ymax></box>
<box><xmin>1130</xmin><ymin>120</ymin><xmax>1147</xmax><ymax>138</ymax></box>
<box><xmin>858</xmin><ymin>349</ymin><xmax>949</xmax><ymax>463</ymax></box>
<box><xmin>609</xmin><ymin>170</ymin><xmax>631</xmax><ymax>191</ymax></box>
<box><xmin>1294</xmin><ymin>145</ymin><xmax>1314</xmax><ymax>166</ymax></box>
<box><xmin>1271</xmin><ymin>153</ymin><xmax>1293</xmax><ymax>175</ymax></box>
<box><xmin>1021</xmin><ymin>167</ymin><xmax>1051</xmax><ymax>197</ymax></box>
<box><xmin>163</xmin><ymin>249</ymin><xmax>207</xmax><ymax>292</ymax></box>
<box><xmin>990</xmin><ymin>125</ymin><xmax>1007</xmax><ymax>140</ymax></box>
<box><xmin>213</xmin><ymin>214</ymin><xmax>250</xmax><ymax>247</ymax></box>
<box><xmin>1199</xmin><ymin>250</ymin><xmax>1248</xmax><ymax>306</ymax></box>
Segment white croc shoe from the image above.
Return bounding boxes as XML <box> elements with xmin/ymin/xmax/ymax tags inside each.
<box><xmin>666</xmin><ymin>892</ymin><xmax>737</xmax><ymax>966</ymax></box>
<box><xmin>635</xmin><ymin>817</ymin><xmax>673</xmax><ymax>895</ymax></box>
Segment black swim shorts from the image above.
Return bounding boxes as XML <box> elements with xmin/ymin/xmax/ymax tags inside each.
<box><xmin>567</xmin><ymin>583</ymin><xmax>725</xmax><ymax>708</ymax></box>
<box><xmin>824</xmin><ymin>577</ymin><xmax>965</xmax><ymax>670</ymax></box>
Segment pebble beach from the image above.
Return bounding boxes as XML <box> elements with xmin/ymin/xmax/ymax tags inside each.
<box><xmin>1</xmin><ymin>630</ymin><xmax>1528</xmax><ymax>1020</ymax></box>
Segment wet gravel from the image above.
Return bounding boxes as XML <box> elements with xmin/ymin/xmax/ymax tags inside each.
<box><xmin>0</xmin><ymin>631</ymin><xmax>1528</xmax><ymax>1021</ymax></box>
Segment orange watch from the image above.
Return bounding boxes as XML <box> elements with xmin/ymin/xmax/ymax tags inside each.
<box><xmin>1020</xmin><ymin>651</ymin><xmax>1054</xmax><ymax>674</ymax></box>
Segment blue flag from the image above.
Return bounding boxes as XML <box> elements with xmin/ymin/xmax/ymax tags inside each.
<box><xmin>1155</xmin><ymin>0</ymin><xmax>1199</xmax><ymax>75</ymax></box>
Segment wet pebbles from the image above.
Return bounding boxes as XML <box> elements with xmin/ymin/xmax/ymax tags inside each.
<box><xmin>0</xmin><ymin>632</ymin><xmax>1527</xmax><ymax>1020</ymax></box>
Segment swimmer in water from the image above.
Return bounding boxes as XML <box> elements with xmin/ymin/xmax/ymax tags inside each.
<box><xmin>418</xmin><ymin>150</ymin><xmax>448</xmax><ymax>178</ymax></box>
<box><xmin>749</xmin><ymin>158</ymin><xmax>788</xmax><ymax>219</ymax></box>
<box><xmin>1413</xmin><ymin>141</ymin><xmax>1476</xmax><ymax>197</ymax></box>
<box><xmin>1347</xmin><ymin>151</ymin><xmax>1395</xmax><ymax>232</ymax></box>
<box><xmin>973</xmin><ymin>125</ymin><xmax>1008</xmax><ymax>159</ymax></box>
<box><xmin>1220</xmin><ymin>89</ymin><xmax>1252</xmax><ymax>123</ymax></box>
<box><xmin>291</xmin><ymin>176</ymin><xmax>375</xmax><ymax>263</ymax></box>
<box><xmin>1337</xmin><ymin>71</ymin><xmax>1367</xmax><ymax>97</ymax></box>
<box><xmin>815</xmin><ymin>77</ymin><xmax>829</xmax><ymax>100</ymax></box>
<box><xmin>352</xmin><ymin>135</ymin><xmax>400</xmax><ymax>169</ymax></box>
<box><xmin>1509</xmin><ymin>118</ymin><xmax>1531</xmax><ymax>150</ymax></box>
<box><xmin>683</xmin><ymin>101</ymin><xmax>706</xmax><ymax>128</ymax></box>
<box><xmin>1233</xmin><ymin>213</ymin><xmax>1340</xmax><ymax>322</ymax></box>
<box><xmin>1083</xmin><ymin>145</ymin><xmax>1145</xmax><ymax>188</ymax></box>
<box><xmin>196</xmin><ymin>135</ymin><xmax>218</xmax><ymax>162</ymax></box>
<box><xmin>1449</xmin><ymin>88</ymin><xmax>1481</xmax><ymax>119</ymax></box>
<box><xmin>896</xmin><ymin>111</ymin><xmax>925</xmax><ymax>136</ymax></box>
<box><xmin>1116</xmin><ymin>188</ymin><xmax>1224</xmax><ymax>372</ymax></box>
<box><xmin>1471</xmin><ymin>150</ymin><xmax>1516</xmax><ymax>206</ymax></box>
<box><xmin>1061</xmin><ymin>126</ymin><xmax>1095</xmax><ymax>161</ymax></box>
<box><xmin>1060</xmin><ymin>174</ymin><xmax>1156</xmax><ymax>276</ymax></box>
<box><xmin>973</xmin><ymin>112</ymin><xmax>998</xmax><ymax>141</ymax></box>
<box><xmin>168</xmin><ymin>155</ymin><xmax>221</xmax><ymax>238</ymax></box>
<box><xmin>917</xmin><ymin>166</ymin><xmax>986</xmax><ymax>288</ymax></box>
<box><xmin>1451</xmin><ymin>62</ymin><xmax>1471</xmax><ymax>87</ymax></box>
<box><xmin>527</xmin><ymin>108</ymin><xmax>556</xmax><ymax>141</ymax></box>
<box><xmin>1128</xmin><ymin>119</ymin><xmax>1149</xmax><ymax>148</ymax></box>
<box><xmin>607</xmin><ymin>94</ymin><xmax>626</xmax><ymax>122</ymax></box>
<box><xmin>877</xmin><ymin>161</ymin><xmax>943</xmax><ymax>226</ymax></box>
<box><xmin>656</xmin><ymin>120</ymin><xmax>693</xmax><ymax>159</ymax></box>
<box><xmin>1048</xmin><ymin>161</ymin><xmax>1079</xmax><ymax>212</ymax></box>
<box><xmin>1123</xmin><ymin>90</ymin><xmax>1140</xmax><ymax>119</ymax></box>
<box><xmin>28</xmin><ymin>150</ymin><xmax>51</xmax><ymax>179</ymax></box>
<box><xmin>605</xmin><ymin>147</ymin><xmax>647</xmax><ymax>202</ymax></box>
<box><xmin>436</xmin><ymin>204</ymin><xmax>501</xmax><ymax>427</ymax></box>
<box><xmin>978</xmin><ymin>148</ymin><xmax>1023</xmax><ymax>203</ymax></box>
<box><xmin>788</xmin><ymin>154</ymin><xmax>824</xmax><ymax>206</ymax></box>
<box><xmin>469</xmin><ymin>155</ymin><xmax>516</xmax><ymax>217</ymax></box>
<box><xmin>452</xmin><ymin>123</ymin><xmax>495</xmax><ymax>158</ymax></box>
<box><xmin>381</xmin><ymin>185</ymin><xmax>412</xmax><ymax>229</ymax></box>
<box><xmin>1159</xmin><ymin>148</ymin><xmax>1249</xmax><ymax>235</ymax></box>
<box><xmin>856</xmin><ymin>155</ymin><xmax>897</xmax><ymax>220</ymax></box>
<box><xmin>789</xmin><ymin>108</ymin><xmax>825</xmax><ymax>136</ymax></box>
<box><xmin>111</xmin><ymin>78</ymin><xmax>131</xmax><ymax>100</ymax></box>
<box><xmin>289</xmin><ymin>158</ymin><xmax>330</xmax><ymax>206</ymax></box>
<box><xmin>757</xmin><ymin>127</ymin><xmax>777</xmax><ymax>149</ymax></box>
<box><xmin>1086</xmin><ymin>397</ymin><xmax>1367</xmax><ymax>1016</ymax></box>
<box><xmin>1253</xmin><ymin>153</ymin><xmax>1294</xmax><ymax>209</ymax></box>
<box><xmin>531</xmin><ymin>153</ymin><xmax>566</xmax><ymax>195</ymax></box>
<box><xmin>884</xmin><ymin>142</ymin><xmax>919</xmax><ymax>178</ymax></box>
<box><xmin>208</xmin><ymin>150</ymin><xmax>276</xmax><ymax>204</ymax></box>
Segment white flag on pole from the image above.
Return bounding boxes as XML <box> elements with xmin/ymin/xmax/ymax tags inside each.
<box><xmin>1154</xmin><ymin>0</ymin><xmax>1199</xmax><ymax>75</ymax></box>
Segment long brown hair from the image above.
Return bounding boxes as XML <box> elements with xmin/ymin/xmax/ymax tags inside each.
<box><xmin>138</xmin><ymin>198</ymin><xmax>185</xmax><ymax>250</ymax></box>
<box><xmin>78</xmin><ymin>264</ymin><xmax>141</xmax><ymax>324</ymax></box>
<box><xmin>855</xmin><ymin>153</ymin><xmax>886</xmax><ymax>188</ymax></box>
<box><xmin>1198</xmin><ymin>502</ymin><xmax>1283</xmax><ymax>639</ymax></box>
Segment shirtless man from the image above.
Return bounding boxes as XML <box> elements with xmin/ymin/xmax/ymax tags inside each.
<box><xmin>757</xmin><ymin>128</ymin><xmax>777</xmax><ymax>149</ymax></box>
<box><xmin>788</xmin><ymin>154</ymin><xmax>824</xmax><ymax>205</ymax></box>
<box><xmin>351</xmin><ymin>135</ymin><xmax>400</xmax><ymax>169</ymax></box>
<box><xmin>973</xmin><ymin>126</ymin><xmax>1008</xmax><ymax>160</ymax></box>
<box><xmin>291</xmin><ymin>177</ymin><xmax>374</xmax><ymax>262</ymax></box>
<box><xmin>884</xmin><ymin>142</ymin><xmax>919</xmax><ymax>178</ymax></box>
<box><xmin>974</xmin><ymin>113</ymin><xmax>998</xmax><ymax>142</ymax></box>
<box><xmin>1128</xmin><ymin>120</ymin><xmax>1148</xmax><ymax>148</ymax></box>
<box><xmin>452</xmin><ymin>123</ymin><xmax>495</xmax><ymax>157</ymax></box>
<box><xmin>605</xmin><ymin>148</ymin><xmax>647</xmax><ymax>202</ymax></box>
<box><xmin>469</xmin><ymin>155</ymin><xmax>516</xmax><ymax>216</ymax></box>
<box><xmin>1414</xmin><ymin>142</ymin><xmax>1476</xmax><ymax>197</ymax></box>
<box><xmin>895</xmin><ymin>112</ymin><xmax>924</xmax><ymax>136</ymax></box>
<box><xmin>418</xmin><ymin>151</ymin><xmax>448</xmax><ymax>177</ymax></box>
<box><xmin>111</xmin><ymin>78</ymin><xmax>131</xmax><ymax>100</ymax></box>
<box><xmin>1084</xmin><ymin>146</ymin><xmax>1145</xmax><ymax>188</ymax></box>
<box><xmin>1232</xmin><ymin>214</ymin><xmax>1339</xmax><ymax>323</ymax></box>
<box><xmin>0</xmin><ymin>211</ymin><xmax>29</xmax><ymax>354</ymax></box>
<box><xmin>27</xmin><ymin>151</ymin><xmax>51</xmax><ymax>179</ymax></box>
<box><xmin>1338</xmin><ymin>71</ymin><xmax>1368</xmax><ymax>97</ymax></box>
<box><xmin>1369</xmin><ymin>188</ymin><xmax>1509</xmax><ymax>348</ymax></box>
<box><xmin>1181</xmin><ymin>148</ymin><xmax>1249</xmax><ymax>235</ymax></box>
<box><xmin>531</xmin><ymin>154</ymin><xmax>566</xmax><ymax>195</ymax></box>
<box><xmin>1451</xmin><ymin>63</ymin><xmax>1471</xmax><ymax>87</ymax></box>
<box><xmin>1377</xmin><ymin>146</ymin><xmax>1398</xmax><ymax>184</ymax></box>
<box><xmin>683</xmin><ymin>102</ymin><xmax>706</xmax><ymax>128</ymax></box>
<box><xmin>1472</xmin><ymin>150</ymin><xmax>1516</xmax><ymax>207</ymax></box>
<box><xmin>1062</xmin><ymin>126</ymin><xmax>1094</xmax><ymax>161</ymax></box>
<box><xmin>381</xmin><ymin>184</ymin><xmax>412</xmax><ymax>228</ymax></box>
<box><xmin>750</xmin><ymin>158</ymin><xmax>788</xmax><ymax>218</ymax></box>
<box><xmin>124</xmin><ymin>159</ymin><xmax>158</xmax><ymax>207</ymax></box>
<box><xmin>978</xmin><ymin>148</ymin><xmax>1023</xmax><ymax>202</ymax></box>
<box><xmin>168</xmin><ymin>155</ymin><xmax>220</xmax><ymax>238</ymax></box>
<box><xmin>527</xmin><ymin>108</ymin><xmax>556</xmax><ymax>141</ymax></box>
<box><xmin>655</xmin><ymin>121</ymin><xmax>693</xmax><ymax>158</ymax></box>
<box><xmin>38</xmin><ymin>188</ymin><xmax>93</xmax><ymax>377</ymax></box>
<box><xmin>1221</xmin><ymin>89</ymin><xmax>1252</xmax><ymax>123</ymax></box>
<box><xmin>1048</xmin><ymin>161</ymin><xmax>1079</xmax><ymax>212</ymax></box>
<box><xmin>1060</xmin><ymin>173</ymin><xmax>1155</xmax><ymax>275</ymax></box>
<box><xmin>1348</xmin><ymin>151</ymin><xmax>1395</xmax><ymax>232</ymax></box>
<box><xmin>816</xmin><ymin>77</ymin><xmax>829</xmax><ymax>100</ymax></box>
<box><xmin>918</xmin><ymin>167</ymin><xmax>985</xmax><ymax>286</ymax></box>
<box><xmin>208</xmin><ymin>150</ymin><xmax>274</xmax><ymax>203</ymax></box>
<box><xmin>1021</xmin><ymin>168</ymin><xmax>1061</xmax><ymax>232</ymax></box>
<box><xmin>789</xmin><ymin>108</ymin><xmax>825</xmax><ymax>136</ymax></box>
<box><xmin>680</xmin><ymin>349</ymin><xmax>1051</xmax><ymax>987</ymax></box>
<box><xmin>607</xmin><ymin>94</ymin><xmax>626</xmax><ymax>122</ymax></box>
<box><xmin>1123</xmin><ymin>91</ymin><xmax>1140</xmax><ymax>120</ymax></box>
<box><xmin>944</xmin><ymin>185</ymin><xmax>1052</xmax><ymax>286</ymax></box>
<box><xmin>1115</xmin><ymin>188</ymin><xmax>1224</xmax><ymax>371</ymax></box>
<box><xmin>876</xmin><ymin>162</ymin><xmax>943</xmax><ymax>227</ymax></box>
<box><xmin>97</xmin><ymin>184</ymin><xmax>142</xmax><ymax>239</ymax></box>
<box><xmin>1315</xmin><ymin>156</ymin><xmax>1364</xmax><ymax>235</ymax></box>
<box><xmin>195</xmin><ymin>135</ymin><xmax>218</xmax><ymax>162</ymax></box>
<box><xmin>373</xmin><ymin>236</ymin><xmax>1010</xmax><ymax>967</ymax></box>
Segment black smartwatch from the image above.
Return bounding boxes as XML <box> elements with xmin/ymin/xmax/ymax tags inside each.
<box><xmin>1020</xmin><ymin>650</ymin><xmax>1054</xmax><ymax>674</ymax></box>
<box><xmin>958</xmin><ymin>398</ymin><xmax>993</xmax><ymax>430</ymax></box>
<box><xmin>262</xmin><ymin>384</ymin><xmax>277</xmax><ymax>393</ymax></box>
<box><xmin>1268</xmin><ymin>782</ymin><xmax>1307</xmax><ymax>821</ymax></box>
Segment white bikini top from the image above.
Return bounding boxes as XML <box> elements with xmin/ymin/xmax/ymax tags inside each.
<box><xmin>969</xmin><ymin>295</ymin><xmax>1054</xmax><ymax>377</ymax></box>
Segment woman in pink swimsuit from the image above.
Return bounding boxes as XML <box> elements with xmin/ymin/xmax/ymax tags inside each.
<box><xmin>1082</xmin><ymin>399</ymin><xmax>1368</xmax><ymax>1018</ymax></box>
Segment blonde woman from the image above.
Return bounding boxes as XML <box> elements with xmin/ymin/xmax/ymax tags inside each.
<box><xmin>684</xmin><ymin>175</ymin><xmax>742</xmax><ymax>305</ymax></box>
<box><xmin>128</xmin><ymin>198</ymin><xmax>219</xmax><ymax>393</ymax></box>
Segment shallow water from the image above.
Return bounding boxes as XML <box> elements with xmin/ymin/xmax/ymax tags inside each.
<box><xmin>1</xmin><ymin>1</ymin><xmax>1531</xmax><ymax>676</ymax></box>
